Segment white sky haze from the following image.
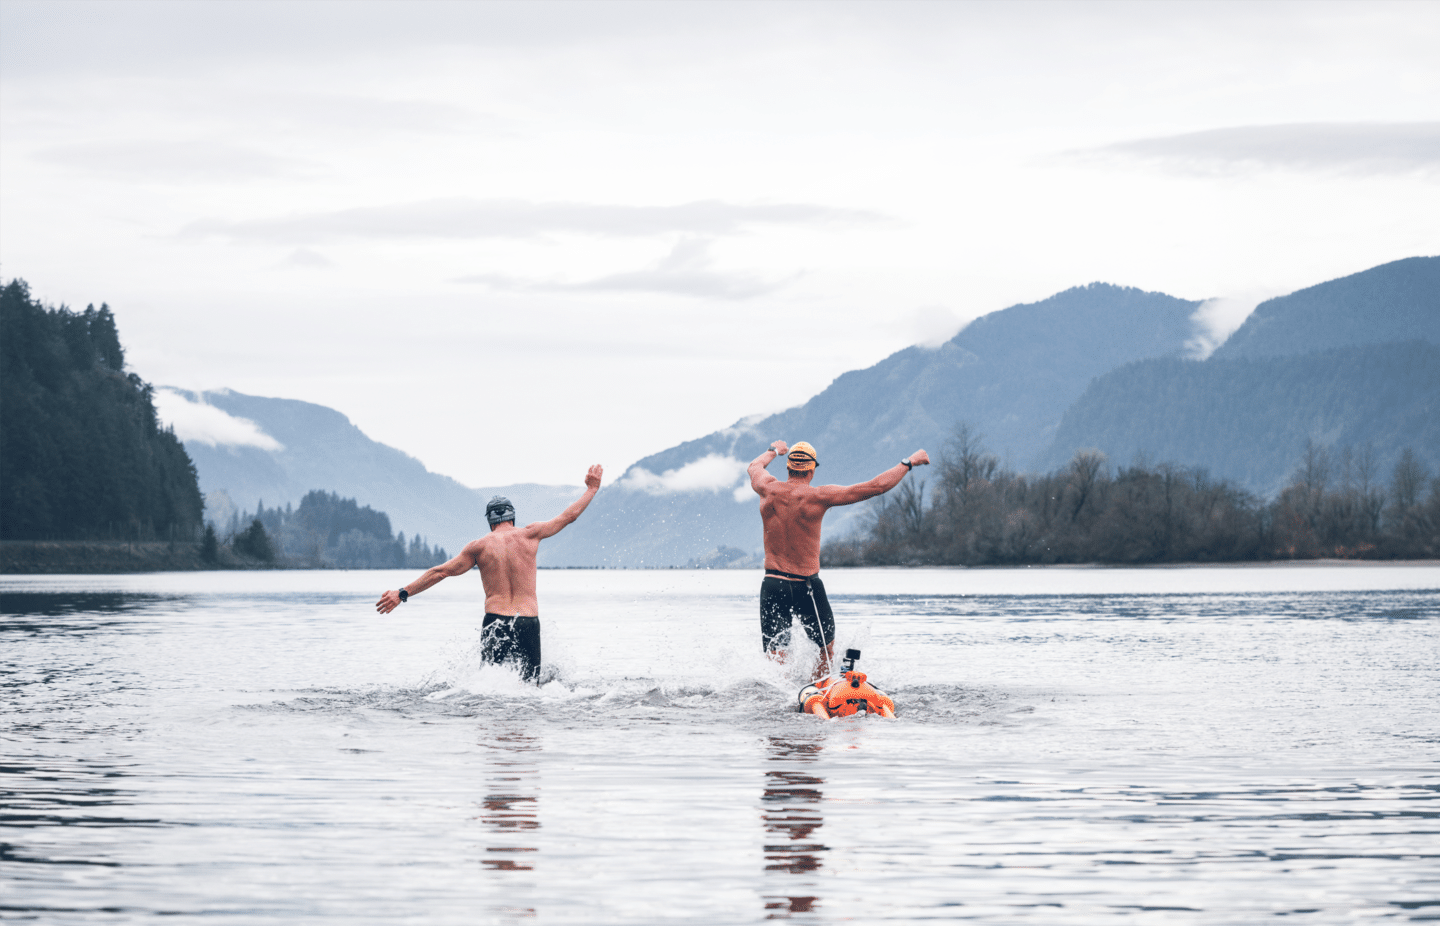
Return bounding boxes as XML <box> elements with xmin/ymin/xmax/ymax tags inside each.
<box><xmin>2</xmin><ymin>0</ymin><xmax>1437</xmax><ymax>485</ymax></box>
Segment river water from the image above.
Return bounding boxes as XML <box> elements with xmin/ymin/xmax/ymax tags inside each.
<box><xmin>2</xmin><ymin>564</ymin><xmax>1438</xmax><ymax>925</ymax></box>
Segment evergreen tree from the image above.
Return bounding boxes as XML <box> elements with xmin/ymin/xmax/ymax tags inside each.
<box><xmin>233</xmin><ymin>519</ymin><xmax>275</xmax><ymax>562</ymax></box>
<box><xmin>0</xmin><ymin>279</ymin><xmax>204</xmax><ymax>541</ymax></box>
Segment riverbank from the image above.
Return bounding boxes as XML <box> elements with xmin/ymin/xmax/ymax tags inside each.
<box><xmin>0</xmin><ymin>540</ymin><xmax>263</xmax><ymax>574</ymax></box>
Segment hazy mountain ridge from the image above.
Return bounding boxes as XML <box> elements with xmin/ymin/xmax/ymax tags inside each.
<box><xmin>1212</xmin><ymin>256</ymin><xmax>1440</xmax><ymax>360</ymax></box>
<box><xmin>1040</xmin><ymin>340</ymin><xmax>1440</xmax><ymax>496</ymax></box>
<box><xmin>172</xmin><ymin>389</ymin><xmax>580</xmax><ymax>555</ymax></box>
<box><xmin>629</xmin><ymin>283</ymin><xmax>1201</xmax><ymax>480</ymax></box>
<box><xmin>1042</xmin><ymin>256</ymin><xmax>1440</xmax><ymax>494</ymax></box>
<box><xmin>539</xmin><ymin>284</ymin><xmax>1203</xmax><ymax>566</ymax></box>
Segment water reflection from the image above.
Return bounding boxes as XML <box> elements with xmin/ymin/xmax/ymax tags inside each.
<box><xmin>477</xmin><ymin>727</ymin><xmax>540</xmax><ymax>919</ymax></box>
<box><xmin>0</xmin><ymin>592</ymin><xmax>164</xmax><ymax>639</ymax></box>
<box><xmin>0</xmin><ymin>591</ymin><xmax>138</xmax><ymax>615</ymax></box>
<box><xmin>761</xmin><ymin>735</ymin><xmax>827</xmax><ymax>919</ymax></box>
<box><xmin>0</xmin><ymin>754</ymin><xmax>155</xmax><ymax>917</ymax></box>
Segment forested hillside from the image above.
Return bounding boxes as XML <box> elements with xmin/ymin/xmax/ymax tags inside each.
<box><xmin>0</xmin><ymin>279</ymin><xmax>203</xmax><ymax>541</ymax></box>
<box><xmin>1041</xmin><ymin>257</ymin><xmax>1440</xmax><ymax>495</ymax></box>
<box><xmin>223</xmin><ymin>490</ymin><xmax>449</xmax><ymax>569</ymax></box>
<box><xmin>1040</xmin><ymin>341</ymin><xmax>1440</xmax><ymax>497</ymax></box>
<box><xmin>1213</xmin><ymin>256</ymin><xmax>1440</xmax><ymax>360</ymax></box>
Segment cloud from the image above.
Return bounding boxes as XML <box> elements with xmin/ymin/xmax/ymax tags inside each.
<box><xmin>720</xmin><ymin>413</ymin><xmax>768</xmax><ymax>439</ymax></box>
<box><xmin>460</xmin><ymin>238</ymin><xmax>794</xmax><ymax>300</ymax></box>
<box><xmin>896</xmin><ymin>304</ymin><xmax>964</xmax><ymax>348</ymax></box>
<box><xmin>619</xmin><ymin>453</ymin><xmax>748</xmax><ymax>495</ymax></box>
<box><xmin>1185</xmin><ymin>293</ymin><xmax>1268</xmax><ymax>360</ymax></box>
<box><xmin>282</xmin><ymin>248</ymin><xmax>333</xmax><ymax>268</ymax></box>
<box><xmin>35</xmin><ymin>140</ymin><xmax>317</xmax><ymax>183</ymax></box>
<box><xmin>1071</xmin><ymin>122</ymin><xmax>1440</xmax><ymax>176</ymax></box>
<box><xmin>153</xmin><ymin>389</ymin><xmax>284</xmax><ymax>451</ymax></box>
<box><xmin>182</xmin><ymin>198</ymin><xmax>884</xmax><ymax>245</ymax></box>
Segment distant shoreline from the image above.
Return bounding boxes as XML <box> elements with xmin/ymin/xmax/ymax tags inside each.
<box><xmin>5</xmin><ymin>541</ymin><xmax>1437</xmax><ymax>575</ymax></box>
<box><xmin>0</xmin><ymin>541</ymin><xmax>266</xmax><ymax>574</ymax></box>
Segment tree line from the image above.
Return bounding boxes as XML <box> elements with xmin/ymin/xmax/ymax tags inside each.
<box><xmin>0</xmin><ymin>279</ymin><xmax>204</xmax><ymax>541</ymax></box>
<box><xmin>823</xmin><ymin>425</ymin><xmax>1440</xmax><ymax>567</ymax></box>
<box><xmin>216</xmin><ymin>490</ymin><xmax>449</xmax><ymax>569</ymax></box>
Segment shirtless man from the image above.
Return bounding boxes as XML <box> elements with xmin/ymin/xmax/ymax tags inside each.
<box><xmin>748</xmin><ymin>441</ymin><xmax>928</xmax><ymax>679</ymax></box>
<box><xmin>375</xmin><ymin>464</ymin><xmax>603</xmax><ymax>683</ymax></box>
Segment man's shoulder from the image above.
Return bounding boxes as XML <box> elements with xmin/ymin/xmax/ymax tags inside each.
<box><xmin>791</xmin><ymin>481</ymin><xmax>839</xmax><ymax>504</ymax></box>
<box><xmin>768</xmin><ymin>480</ymin><xmax>827</xmax><ymax>502</ymax></box>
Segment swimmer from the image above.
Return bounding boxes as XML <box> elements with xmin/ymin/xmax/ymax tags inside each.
<box><xmin>748</xmin><ymin>439</ymin><xmax>929</xmax><ymax>679</ymax></box>
<box><xmin>376</xmin><ymin>464</ymin><xmax>603</xmax><ymax>683</ymax></box>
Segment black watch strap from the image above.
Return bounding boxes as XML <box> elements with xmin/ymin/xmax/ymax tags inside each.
<box><xmin>398</xmin><ymin>588</ymin><xmax>409</xmax><ymax>602</ymax></box>
<box><xmin>901</xmin><ymin>458</ymin><xmax>913</xmax><ymax>470</ymax></box>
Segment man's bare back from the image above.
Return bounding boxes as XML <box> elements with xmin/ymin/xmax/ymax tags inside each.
<box><xmin>749</xmin><ymin>441</ymin><xmax>930</xmax><ymax>576</ymax></box>
<box><xmin>375</xmin><ymin>464</ymin><xmax>602</xmax><ymax>616</ymax></box>
<box><xmin>757</xmin><ymin>479</ymin><xmax>831</xmax><ymax>576</ymax></box>
<box><xmin>469</xmin><ymin>525</ymin><xmax>544</xmax><ymax>615</ymax></box>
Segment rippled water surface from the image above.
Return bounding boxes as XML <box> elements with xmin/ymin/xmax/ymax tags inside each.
<box><xmin>3</xmin><ymin>565</ymin><xmax>1438</xmax><ymax>925</ymax></box>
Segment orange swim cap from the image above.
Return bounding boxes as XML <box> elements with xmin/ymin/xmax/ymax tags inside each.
<box><xmin>787</xmin><ymin>441</ymin><xmax>818</xmax><ymax>472</ymax></box>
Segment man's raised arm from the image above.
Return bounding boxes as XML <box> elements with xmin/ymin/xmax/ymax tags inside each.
<box><xmin>815</xmin><ymin>449</ymin><xmax>930</xmax><ymax>507</ymax></box>
<box><xmin>529</xmin><ymin>464</ymin><xmax>604</xmax><ymax>539</ymax></box>
<box><xmin>748</xmin><ymin>440</ymin><xmax>789</xmax><ymax>492</ymax></box>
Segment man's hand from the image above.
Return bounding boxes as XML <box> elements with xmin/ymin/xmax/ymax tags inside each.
<box><xmin>909</xmin><ymin>449</ymin><xmax>931</xmax><ymax>466</ymax></box>
<box><xmin>376</xmin><ymin>590</ymin><xmax>402</xmax><ymax>614</ymax></box>
<box><xmin>771</xmin><ymin>440</ymin><xmax>789</xmax><ymax>457</ymax></box>
<box><xmin>584</xmin><ymin>464</ymin><xmax>603</xmax><ymax>490</ymax></box>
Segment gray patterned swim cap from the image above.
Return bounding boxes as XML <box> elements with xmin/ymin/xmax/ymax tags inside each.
<box><xmin>485</xmin><ymin>496</ymin><xmax>516</xmax><ymax>526</ymax></box>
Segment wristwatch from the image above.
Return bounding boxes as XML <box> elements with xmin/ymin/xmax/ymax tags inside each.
<box><xmin>398</xmin><ymin>588</ymin><xmax>409</xmax><ymax>603</ymax></box>
<box><xmin>901</xmin><ymin>458</ymin><xmax>913</xmax><ymax>470</ymax></box>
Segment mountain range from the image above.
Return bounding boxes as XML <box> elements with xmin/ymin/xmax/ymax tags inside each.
<box><xmin>1038</xmin><ymin>257</ymin><xmax>1440</xmax><ymax>494</ymax></box>
<box><xmin>168</xmin><ymin>255</ymin><xmax>1437</xmax><ymax>567</ymax></box>
<box><xmin>169</xmin><ymin>388</ymin><xmax>580</xmax><ymax>555</ymax></box>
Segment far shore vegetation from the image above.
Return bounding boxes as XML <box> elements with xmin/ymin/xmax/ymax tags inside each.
<box><xmin>823</xmin><ymin>425</ymin><xmax>1439</xmax><ymax>567</ymax></box>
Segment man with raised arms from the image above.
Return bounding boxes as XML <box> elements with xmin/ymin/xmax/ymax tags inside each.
<box><xmin>375</xmin><ymin>464</ymin><xmax>603</xmax><ymax>683</ymax></box>
<box><xmin>748</xmin><ymin>441</ymin><xmax>929</xmax><ymax>679</ymax></box>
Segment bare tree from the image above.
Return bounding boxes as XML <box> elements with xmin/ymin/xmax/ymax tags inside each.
<box><xmin>1355</xmin><ymin>444</ymin><xmax>1385</xmax><ymax>536</ymax></box>
<box><xmin>1066</xmin><ymin>449</ymin><xmax>1107</xmax><ymax>523</ymax></box>
<box><xmin>895</xmin><ymin>477</ymin><xmax>926</xmax><ymax>535</ymax></box>
<box><xmin>1391</xmin><ymin>448</ymin><xmax>1428</xmax><ymax>515</ymax></box>
<box><xmin>940</xmin><ymin>423</ymin><xmax>999</xmax><ymax>506</ymax></box>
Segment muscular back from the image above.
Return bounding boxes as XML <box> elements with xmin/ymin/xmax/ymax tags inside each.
<box><xmin>375</xmin><ymin>465</ymin><xmax>603</xmax><ymax>619</ymax></box>
<box><xmin>759</xmin><ymin>481</ymin><xmax>832</xmax><ymax>575</ymax></box>
<box><xmin>749</xmin><ymin>448</ymin><xmax>922</xmax><ymax>576</ymax></box>
<box><xmin>471</xmin><ymin>527</ymin><xmax>543</xmax><ymax>616</ymax></box>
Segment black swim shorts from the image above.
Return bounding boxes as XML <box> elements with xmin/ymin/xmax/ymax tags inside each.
<box><xmin>481</xmin><ymin>614</ymin><xmax>541</xmax><ymax>683</ymax></box>
<box><xmin>760</xmin><ymin>573</ymin><xmax>835</xmax><ymax>653</ymax></box>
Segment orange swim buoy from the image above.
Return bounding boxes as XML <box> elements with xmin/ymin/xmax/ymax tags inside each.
<box><xmin>796</xmin><ymin>649</ymin><xmax>895</xmax><ymax>718</ymax></box>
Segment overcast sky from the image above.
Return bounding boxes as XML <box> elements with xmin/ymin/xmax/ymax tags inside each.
<box><xmin>3</xmin><ymin>0</ymin><xmax>1437</xmax><ymax>487</ymax></box>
